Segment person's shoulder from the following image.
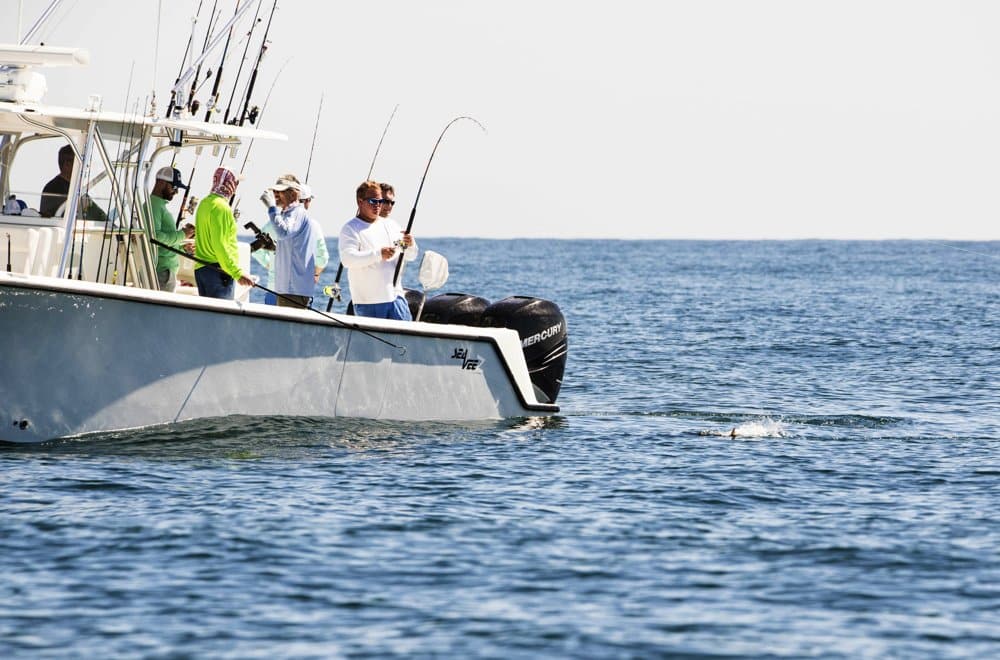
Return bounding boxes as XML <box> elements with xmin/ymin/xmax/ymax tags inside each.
<box><xmin>41</xmin><ymin>174</ymin><xmax>63</xmax><ymax>191</ymax></box>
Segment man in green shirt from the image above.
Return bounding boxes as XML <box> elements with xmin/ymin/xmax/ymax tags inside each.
<box><xmin>193</xmin><ymin>166</ymin><xmax>254</xmax><ymax>299</ymax></box>
<box><xmin>148</xmin><ymin>166</ymin><xmax>195</xmax><ymax>291</ymax></box>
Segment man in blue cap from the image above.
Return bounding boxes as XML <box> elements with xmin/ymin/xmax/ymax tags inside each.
<box><xmin>148</xmin><ymin>165</ymin><xmax>195</xmax><ymax>292</ymax></box>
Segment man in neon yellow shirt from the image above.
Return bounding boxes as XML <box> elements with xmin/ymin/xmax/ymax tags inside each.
<box><xmin>147</xmin><ymin>166</ymin><xmax>194</xmax><ymax>292</ymax></box>
<box><xmin>193</xmin><ymin>167</ymin><xmax>254</xmax><ymax>299</ymax></box>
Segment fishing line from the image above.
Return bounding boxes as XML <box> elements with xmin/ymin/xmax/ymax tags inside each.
<box><xmin>150</xmin><ymin>239</ymin><xmax>407</xmax><ymax>353</ymax></box>
<box><xmin>392</xmin><ymin>115</ymin><xmax>486</xmax><ymax>286</ymax></box>
<box><xmin>918</xmin><ymin>240</ymin><xmax>1000</xmax><ymax>262</ymax></box>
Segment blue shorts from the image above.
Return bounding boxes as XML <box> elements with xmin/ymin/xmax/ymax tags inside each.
<box><xmin>354</xmin><ymin>296</ymin><xmax>412</xmax><ymax>321</ymax></box>
<box><xmin>195</xmin><ymin>266</ymin><xmax>235</xmax><ymax>300</ymax></box>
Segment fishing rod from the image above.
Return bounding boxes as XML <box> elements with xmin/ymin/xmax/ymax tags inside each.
<box><xmin>367</xmin><ymin>103</ymin><xmax>399</xmax><ymax>180</ymax></box>
<box><xmin>18</xmin><ymin>0</ymin><xmax>65</xmax><ymax>45</ymax></box>
<box><xmin>222</xmin><ymin>0</ymin><xmax>263</xmax><ymax>125</ymax></box>
<box><xmin>149</xmin><ymin>238</ymin><xmax>406</xmax><ymax>352</ymax></box>
<box><xmin>187</xmin><ymin>0</ymin><xmax>219</xmax><ymax>113</ymax></box>
<box><xmin>170</xmin><ymin>0</ymin><xmax>257</xmax><ymax>116</ymax></box>
<box><xmin>166</xmin><ymin>0</ymin><xmax>205</xmax><ymax>119</ymax></box>
<box><xmin>233</xmin><ymin>55</ymin><xmax>292</xmax><ymax>187</ymax></box>
<box><xmin>305</xmin><ymin>93</ymin><xmax>324</xmax><ymax>182</ymax></box>
<box><xmin>237</xmin><ymin>0</ymin><xmax>278</xmax><ymax>126</ymax></box>
<box><xmin>175</xmin><ymin>0</ymin><xmax>257</xmax><ymax>222</ymax></box>
<box><xmin>203</xmin><ymin>0</ymin><xmax>240</xmax><ymax>122</ymax></box>
<box><xmin>392</xmin><ymin>116</ymin><xmax>486</xmax><ymax>286</ymax></box>
<box><xmin>328</xmin><ymin>104</ymin><xmax>400</xmax><ymax>301</ymax></box>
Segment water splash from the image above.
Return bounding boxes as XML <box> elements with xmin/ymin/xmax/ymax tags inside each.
<box><xmin>700</xmin><ymin>417</ymin><xmax>789</xmax><ymax>439</ymax></box>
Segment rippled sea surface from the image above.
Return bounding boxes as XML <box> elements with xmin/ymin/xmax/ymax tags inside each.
<box><xmin>2</xmin><ymin>240</ymin><xmax>998</xmax><ymax>658</ymax></box>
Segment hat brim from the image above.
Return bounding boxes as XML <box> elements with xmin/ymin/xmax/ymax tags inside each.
<box><xmin>270</xmin><ymin>184</ymin><xmax>295</xmax><ymax>192</ymax></box>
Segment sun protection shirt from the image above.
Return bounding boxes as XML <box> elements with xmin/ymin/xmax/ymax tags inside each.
<box><xmin>338</xmin><ymin>215</ymin><xmax>418</xmax><ymax>304</ymax></box>
<box><xmin>147</xmin><ymin>194</ymin><xmax>187</xmax><ymax>273</ymax></box>
<box><xmin>193</xmin><ymin>193</ymin><xmax>243</xmax><ymax>279</ymax></box>
<box><xmin>252</xmin><ymin>220</ymin><xmax>329</xmax><ymax>289</ymax></box>
<box><xmin>266</xmin><ymin>202</ymin><xmax>325</xmax><ymax>297</ymax></box>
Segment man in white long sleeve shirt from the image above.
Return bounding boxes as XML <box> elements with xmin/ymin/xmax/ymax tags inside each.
<box><xmin>338</xmin><ymin>179</ymin><xmax>417</xmax><ymax>320</ymax></box>
<box><xmin>260</xmin><ymin>174</ymin><xmax>324</xmax><ymax>308</ymax></box>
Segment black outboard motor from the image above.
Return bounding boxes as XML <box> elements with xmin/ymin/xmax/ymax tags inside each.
<box><xmin>420</xmin><ymin>292</ymin><xmax>491</xmax><ymax>326</ymax></box>
<box><xmin>404</xmin><ymin>288</ymin><xmax>426</xmax><ymax>321</ymax></box>
<box><xmin>481</xmin><ymin>296</ymin><xmax>568</xmax><ymax>404</ymax></box>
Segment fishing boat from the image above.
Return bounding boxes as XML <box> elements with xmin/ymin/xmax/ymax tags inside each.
<box><xmin>0</xmin><ymin>12</ymin><xmax>567</xmax><ymax>444</ymax></box>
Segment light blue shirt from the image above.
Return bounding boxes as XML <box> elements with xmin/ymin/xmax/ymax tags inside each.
<box><xmin>267</xmin><ymin>202</ymin><xmax>324</xmax><ymax>296</ymax></box>
<box><xmin>253</xmin><ymin>220</ymin><xmax>329</xmax><ymax>290</ymax></box>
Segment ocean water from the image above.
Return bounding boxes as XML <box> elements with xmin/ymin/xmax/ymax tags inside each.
<box><xmin>2</xmin><ymin>239</ymin><xmax>998</xmax><ymax>658</ymax></box>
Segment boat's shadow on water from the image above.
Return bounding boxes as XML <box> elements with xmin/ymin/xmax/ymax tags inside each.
<box><xmin>0</xmin><ymin>414</ymin><xmax>567</xmax><ymax>458</ymax></box>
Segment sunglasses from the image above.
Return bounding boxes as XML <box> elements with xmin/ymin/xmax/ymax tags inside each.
<box><xmin>364</xmin><ymin>198</ymin><xmax>384</xmax><ymax>207</ymax></box>
<box><xmin>382</xmin><ymin>199</ymin><xmax>395</xmax><ymax>207</ymax></box>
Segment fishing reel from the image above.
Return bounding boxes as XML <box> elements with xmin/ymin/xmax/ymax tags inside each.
<box><xmin>323</xmin><ymin>284</ymin><xmax>342</xmax><ymax>303</ymax></box>
<box><xmin>244</xmin><ymin>221</ymin><xmax>276</xmax><ymax>252</ymax></box>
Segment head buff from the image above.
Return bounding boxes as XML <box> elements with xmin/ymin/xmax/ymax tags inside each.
<box><xmin>211</xmin><ymin>167</ymin><xmax>240</xmax><ymax>197</ymax></box>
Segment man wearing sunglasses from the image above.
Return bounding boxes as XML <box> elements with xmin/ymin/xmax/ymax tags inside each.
<box><xmin>148</xmin><ymin>166</ymin><xmax>195</xmax><ymax>292</ymax></box>
<box><xmin>338</xmin><ymin>179</ymin><xmax>418</xmax><ymax>321</ymax></box>
<box><xmin>378</xmin><ymin>182</ymin><xmax>396</xmax><ymax>219</ymax></box>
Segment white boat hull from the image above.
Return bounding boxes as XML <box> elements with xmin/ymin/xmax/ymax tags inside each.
<box><xmin>0</xmin><ymin>274</ymin><xmax>557</xmax><ymax>443</ymax></box>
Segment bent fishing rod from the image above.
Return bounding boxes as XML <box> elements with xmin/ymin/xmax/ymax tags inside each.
<box><xmin>305</xmin><ymin>92</ymin><xmax>324</xmax><ymax>182</ymax></box>
<box><xmin>329</xmin><ymin>104</ymin><xmax>400</xmax><ymax>300</ymax></box>
<box><xmin>149</xmin><ymin>238</ymin><xmax>405</xmax><ymax>352</ymax></box>
<box><xmin>392</xmin><ymin>115</ymin><xmax>486</xmax><ymax>286</ymax></box>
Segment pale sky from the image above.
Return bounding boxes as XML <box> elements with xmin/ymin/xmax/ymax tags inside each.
<box><xmin>6</xmin><ymin>0</ymin><xmax>1000</xmax><ymax>239</ymax></box>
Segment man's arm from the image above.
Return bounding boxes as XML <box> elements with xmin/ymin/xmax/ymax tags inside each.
<box><xmin>338</xmin><ymin>223</ymin><xmax>381</xmax><ymax>269</ymax></box>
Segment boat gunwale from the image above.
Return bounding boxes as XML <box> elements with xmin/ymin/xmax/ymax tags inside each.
<box><xmin>0</xmin><ymin>272</ymin><xmax>560</xmax><ymax>414</ymax></box>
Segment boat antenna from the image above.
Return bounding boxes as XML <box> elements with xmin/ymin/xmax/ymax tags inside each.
<box><xmin>305</xmin><ymin>93</ymin><xmax>324</xmax><ymax>183</ymax></box>
<box><xmin>328</xmin><ymin>104</ymin><xmax>401</xmax><ymax>301</ymax></box>
<box><xmin>392</xmin><ymin>116</ymin><xmax>486</xmax><ymax>286</ymax></box>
